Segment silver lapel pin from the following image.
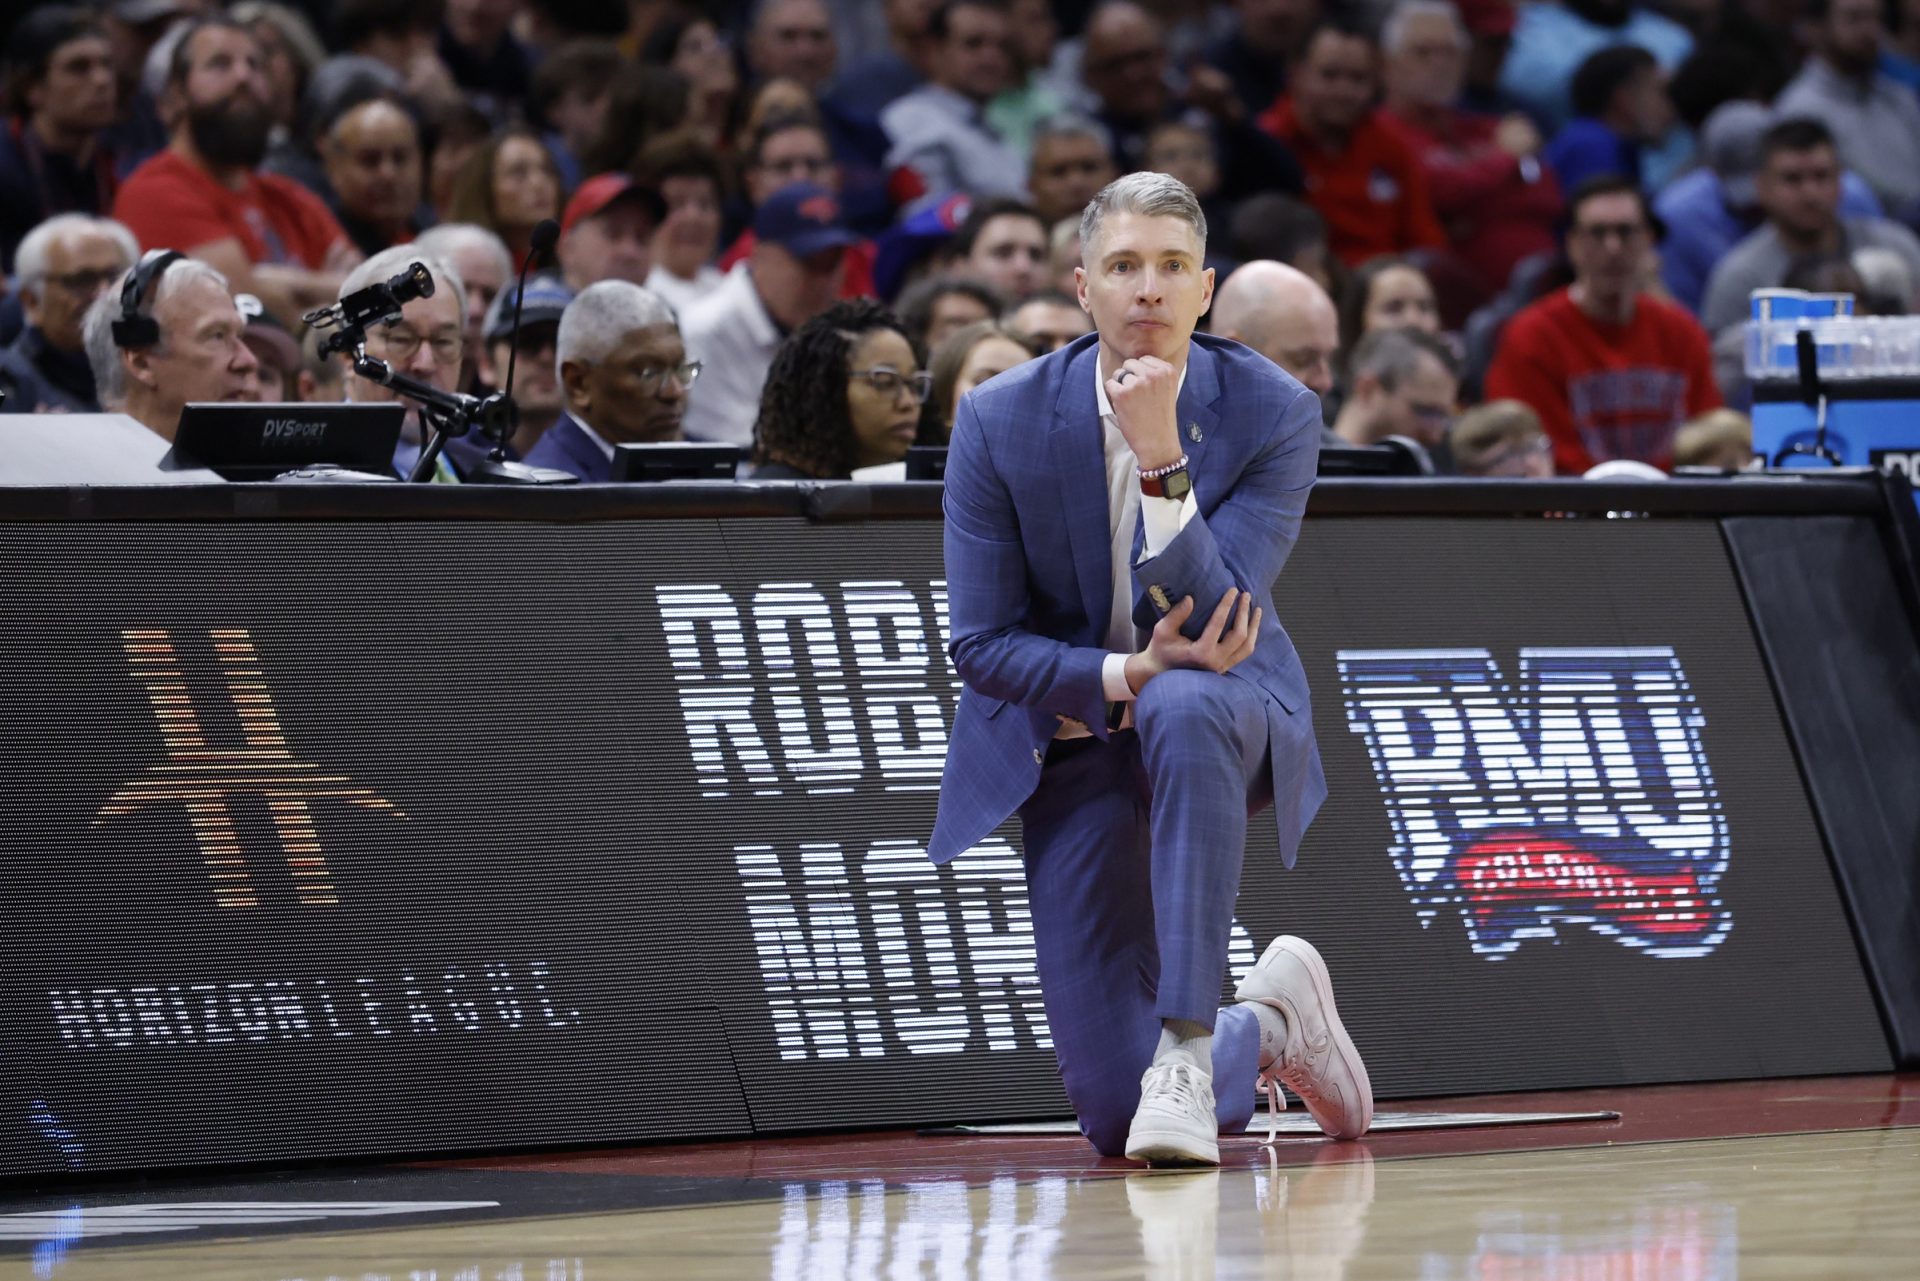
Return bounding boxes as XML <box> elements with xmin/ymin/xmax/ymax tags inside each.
<box><xmin>1187</xmin><ymin>421</ymin><xmax>1203</xmax><ymax>443</ymax></box>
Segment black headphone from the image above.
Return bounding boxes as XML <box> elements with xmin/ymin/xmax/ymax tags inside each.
<box><xmin>111</xmin><ymin>249</ymin><xmax>187</xmax><ymax>349</ymax></box>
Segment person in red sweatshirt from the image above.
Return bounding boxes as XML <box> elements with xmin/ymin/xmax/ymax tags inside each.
<box><xmin>1260</xmin><ymin>18</ymin><xmax>1447</xmax><ymax>267</ymax></box>
<box><xmin>1485</xmin><ymin>176</ymin><xmax>1720</xmax><ymax>473</ymax></box>
<box><xmin>110</xmin><ymin>16</ymin><xmax>357</xmax><ymax>328</ymax></box>
<box><xmin>1376</xmin><ymin>0</ymin><xmax>1563</xmax><ymax>291</ymax></box>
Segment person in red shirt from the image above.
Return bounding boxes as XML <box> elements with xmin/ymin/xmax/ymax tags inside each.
<box><xmin>111</xmin><ymin>16</ymin><xmax>359</xmax><ymax>326</ymax></box>
<box><xmin>1376</xmin><ymin>0</ymin><xmax>1563</xmax><ymax>291</ymax></box>
<box><xmin>1260</xmin><ymin>19</ymin><xmax>1448</xmax><ymax>267</ymax></box>
<box><xmin>1485</xmin><ymin>176</ymin><xmax>1721</xmax><ymax>473</ymax></box>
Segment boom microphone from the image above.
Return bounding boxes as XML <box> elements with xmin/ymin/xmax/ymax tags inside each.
<box><xmin>499</xmin><ymin>218</ymin><xmax>563</xmax><ymax>443</ymax></box>
<box><xmin>304</xmin><ymin>261</ymin><xmax>437</xmax><ymax>357</ymax></box>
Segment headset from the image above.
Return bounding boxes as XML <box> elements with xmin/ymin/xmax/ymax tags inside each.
<box><xmin>110</xmin><ymin>248</ymin><xmax>186</xmax><ymax>349</ymax></box>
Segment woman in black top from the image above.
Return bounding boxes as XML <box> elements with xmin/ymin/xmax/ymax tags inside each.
<box><xmin>750</xmin><ymin>298</ymin><xmax>931</xmax><ymax>480</ymax></box>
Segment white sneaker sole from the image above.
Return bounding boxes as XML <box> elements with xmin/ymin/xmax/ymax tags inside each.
<box><xmin>1124</xmin><ymin>1128</ymin><xmax>1220</xmax><ymax>1166</ymax></box>
<box><xmin>1236</xmin><ymin>936</ymin><xmax>1374</xmax><ymax>1140</ymax></box>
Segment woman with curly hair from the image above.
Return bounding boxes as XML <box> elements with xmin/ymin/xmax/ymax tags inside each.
<box><xmin>751</xmin><ymin>299</ymin><xmax>928</xmax><ymax>480</ymax></box>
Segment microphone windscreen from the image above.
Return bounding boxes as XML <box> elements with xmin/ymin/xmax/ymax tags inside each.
<box><xmin>530</xmin><ymin>219</ymin><xmax>561</xmax><ymax>254</ymax></box>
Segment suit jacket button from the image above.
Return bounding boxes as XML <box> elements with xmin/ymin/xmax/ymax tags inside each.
<box><xmin>1032</xmin><ymin>748</ymin><xmax>1043</xmax><ymax>764</ymax></box>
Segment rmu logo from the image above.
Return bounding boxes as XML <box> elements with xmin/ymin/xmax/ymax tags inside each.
<box><xmin>93</xmin><ymin>628</ymin><xmax>405</xmax><ymax>909</ymax></box>
<box><xmin>1340</xmin><ymin>647</ymin><xmax>1732</xmax><ymax>959</ymax></box>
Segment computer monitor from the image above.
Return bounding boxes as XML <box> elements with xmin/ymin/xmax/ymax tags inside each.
<box><xmin>905</xmin><ymin>447</ymin><xmax>948</xmax><ymax>481</ymax></box>
<box><xmin>168</xmin><ymin>402</ymin><xmax>405</xmax><ymax>480</ymax></box>
<box><xmin>1317</xmin><ymin>442</ymin><xmax>1431</xmax><ymax>477</ymax></box>
<box><xmin>609</xmin><ymin>442</ymin><xmax>746</xmax><ymax>482</ymax></box>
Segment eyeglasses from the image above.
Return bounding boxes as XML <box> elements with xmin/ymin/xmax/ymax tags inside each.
<box><xmin>46</xmin><ymin>267</ymin><xmax>124</xmax><ymax>294</ymax></box>
<box><xmin>850</xmin><ymin>367</ymin><xmax>934</xmax><ymax>402</ymax></box>
<box><xmin>375</xmin><ymin>322</ymin><xmax>464</xmax><ymax>366</ymax></box>
<box><xmin>624</xmin><ymin>360</ymin><xmax>702</xmax><ymax>391</ymax></box>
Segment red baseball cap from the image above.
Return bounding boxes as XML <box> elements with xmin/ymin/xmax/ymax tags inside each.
<box><xmin>560</xmin><ymin>173</ymin><xmax>666</xmax><ymax>237</ymax></box>
<box><xmin>1455</xmin><ymin>0</ymin><xmax>1517</xmax><ymax>37</ymax></box>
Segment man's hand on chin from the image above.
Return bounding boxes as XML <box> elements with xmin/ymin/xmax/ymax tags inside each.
<box><xmin>1105</xmin><ymin>354</ymin><xmax>1184</xmax><ymax>470</ymax></box>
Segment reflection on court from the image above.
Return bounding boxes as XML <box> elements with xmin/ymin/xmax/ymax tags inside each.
<box><xmin>26</xmin><ymin>1128</ymin><xmax>1920</xmax><ymax>1280</ymax></box>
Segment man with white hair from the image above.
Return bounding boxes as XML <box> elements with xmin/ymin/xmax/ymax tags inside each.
<box><xmin>81</xmin><ymin>249</ymin><xmax>259</xmax><ymax>440</ymax></box>
<box><xmin>413</xmin><ymin>222</ymin><xmax>512</xmax><ymax>391</ymax></box>
<box><xmin>0</xmin><ymin>213</ymin><xmax>137</xmax><ymax>413</ymax></box>
<box><xmin>524</xmin><ymin>280</ymin><xmax>693</xmax><ymax>482</ymax></box>
<box><xmin>1211</xmin><ymin>259</ymin><xmax>1340</xmax><ymax>406</ymax></box>
<box><xmin>334</xmin><ymin>243</ymin><xmax>467</xmax><ymax>479</ymax></box>
<box><xmin>934</xmin><ymin>172</ymin><xmax>1370</xmax><ymax>1168</ymax></box>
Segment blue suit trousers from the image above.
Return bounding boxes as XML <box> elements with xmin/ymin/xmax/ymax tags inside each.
<box><xmin>1017</xmin><ymin>668</ymin><xmax>1301</xmax><ymax>1157</ymax></box>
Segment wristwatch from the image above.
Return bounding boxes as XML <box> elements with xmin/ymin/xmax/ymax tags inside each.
<box><xmin>1139</xmin><ymin>464</ymin><xmax>1191</xmax><ymax>502</ymax></box>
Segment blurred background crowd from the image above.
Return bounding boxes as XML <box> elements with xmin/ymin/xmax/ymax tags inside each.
<box><xmin>3</xmin><ymin>0</ymin><xmax>1909</xmax><ymax>480</ymax></box>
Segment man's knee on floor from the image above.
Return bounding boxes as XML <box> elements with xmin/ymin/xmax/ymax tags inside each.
<box><xmin>1068</xmin><ymin>1069</ymin><xmax>1144</xmax><ymax>1157</ymax></box>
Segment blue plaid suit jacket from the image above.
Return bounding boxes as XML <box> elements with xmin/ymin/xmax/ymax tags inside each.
<box><xmin>929</xmin><ymin>331</ymin><xmax>1326</xmax><ymax>867</ymax></box>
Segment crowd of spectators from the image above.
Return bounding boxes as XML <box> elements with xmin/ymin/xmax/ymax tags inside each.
<box><xmin>11</xmin><ymin>0</ymin><xmax>1920</xmax><ymax>480</ymax></box>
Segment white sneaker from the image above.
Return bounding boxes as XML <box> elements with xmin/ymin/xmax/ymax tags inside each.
<box><xmin>1124</xmin><ymin>1061</ymin><xmax>1220</xmax><ymax>1165</ymax></box>
<box><xmin>1234</xmin><ymin>936</ymin><xmax>1374</xmax><ymax>1140</ymax></box>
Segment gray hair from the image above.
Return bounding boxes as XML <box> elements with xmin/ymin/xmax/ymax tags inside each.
<box><xmin>82</xmin><ymin>256</ymin><xmax>232</xmax><ymax>410</ymax></box>
<box><xmin>1078</xmin><ymin>171</ymin><xmax>1207</xmax><ymax>262</ymax></box>
<box><xmin>14</xmin><ymin>214</ymin><xmax>138</xmax><ymax>292</ymax></box>
<box><xmin>339</xmin><ymin>244</ymin><xmax>467</xmax><ymax>324</ymax></box>
<box><xmin>1381</xmin><ymin>0</ymin><xmax>1468</xmax><ymax>54</ymax></box>
<box><xmin>413</xmin><ymin>224</ymin><xmax>514</xmax><ymax>288</ymax></box>
<box><xmin>556</xmin><ymin>281</ymin><xmax>677</xmax><ymax>376</ymax></box>
<box><xmin>1031</xmin><ymin>113</ymin><xmax>1113</xmax><ymax>156</ymax></box>
<box><xmin>1348</xmin><ymin>326</ymin><xmax>1458</xmax><ymax>389</ymax></box>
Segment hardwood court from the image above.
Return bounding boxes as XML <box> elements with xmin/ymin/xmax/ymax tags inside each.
<box><xmin>10</xmin><ymin>1075</ymin><xmax>1918</xmax><ymax>1280</ymax></box>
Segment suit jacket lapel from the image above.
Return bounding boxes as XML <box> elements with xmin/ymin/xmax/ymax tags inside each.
<box><xmin>1049</xmin><ymin>345</ymin><xmax>1112</xmax><ymax>641</ymax></box>
<box><xmin>564</xmin><ymin>416</ymin><xmax>612</xmax><ymax>482</ymax></box>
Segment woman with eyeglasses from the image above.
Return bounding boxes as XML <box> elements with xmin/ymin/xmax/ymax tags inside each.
<box><xmin>750</xmin><ymin>299</ymin><xmax>928</xmax><ymax>480</ymax></box>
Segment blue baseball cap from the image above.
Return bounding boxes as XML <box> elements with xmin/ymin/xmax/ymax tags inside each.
<box><xmin>483</xmin><ymin>272</ymin><xmax>575</xmax><ymax>344</ymax></box>
<box><xmin>754</xmin><ymin>183</ymin><xmax>859</xmax><ymax>259</ymax></box>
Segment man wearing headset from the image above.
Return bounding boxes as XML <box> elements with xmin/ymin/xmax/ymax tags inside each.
<box><xmin>81</xmin><ymin>247</ymin><xmax>259</xmax><ymax>441</ymax></box>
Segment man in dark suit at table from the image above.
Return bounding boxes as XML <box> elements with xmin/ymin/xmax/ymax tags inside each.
<box><xmin>931</xmin><ymin>171</ymin><xmax>1374</xmax><ymax>1166</ymax></box>
<box><xmin>524</xmin><ymin>280</ymin><xmax>696</xmax><ymax>483</ymax></box>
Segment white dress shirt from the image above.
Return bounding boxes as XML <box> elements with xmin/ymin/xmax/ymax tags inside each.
<box><xmin>1055</xmin><ymin>357</ymin><xmax>1195</xmax><ymax>736</ymax></box>
<box><xmin>680</xmin><ymin>262</ymin><xmax>782</xmax><ymax>448</ymax></box>
<box><xmin>643</xmin><ymin>263</ymin><xmax>725</xmax><ymax>320</ymax></box>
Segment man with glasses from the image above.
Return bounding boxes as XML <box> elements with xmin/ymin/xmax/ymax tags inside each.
<box><xmin>0</xmin><ymin>213</ymin><xmax>136</xmax><ymax>413</ymax></box>
<box><xmin>1328</xmin><ymin>327</ymin><xmax>1455</xmax><ymax>469</ymax></box>
<box><xmin>682</xmin><ymin>182</ymin><xmax>859</xmax><ymax>447</ymax></box>
<box><xmin>526</xmin><ymin>280</ymin><xmax>695</xmax><ymax>482</ymax></box>
<box><xmin>334</xmin><ymin>245</ymin><xmax>469</xmax><ymax>481</ymax></box>
<box><xmin>1486</xmin><ymin>174</ymin><xmax>1720</xmax><ymax>473</ymax></box>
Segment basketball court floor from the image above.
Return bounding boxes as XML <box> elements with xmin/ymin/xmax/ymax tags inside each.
<box><xmin>5</xmin><ymin>1074</ymin><xmax>1915</xmax><ymax>1279</ymax></box>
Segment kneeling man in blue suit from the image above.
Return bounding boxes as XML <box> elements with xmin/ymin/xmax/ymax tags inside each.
<box><xmin>930</xmin><ymin>172</ymin><xmax>1374</xmax><ymax>1164</ymax></box>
